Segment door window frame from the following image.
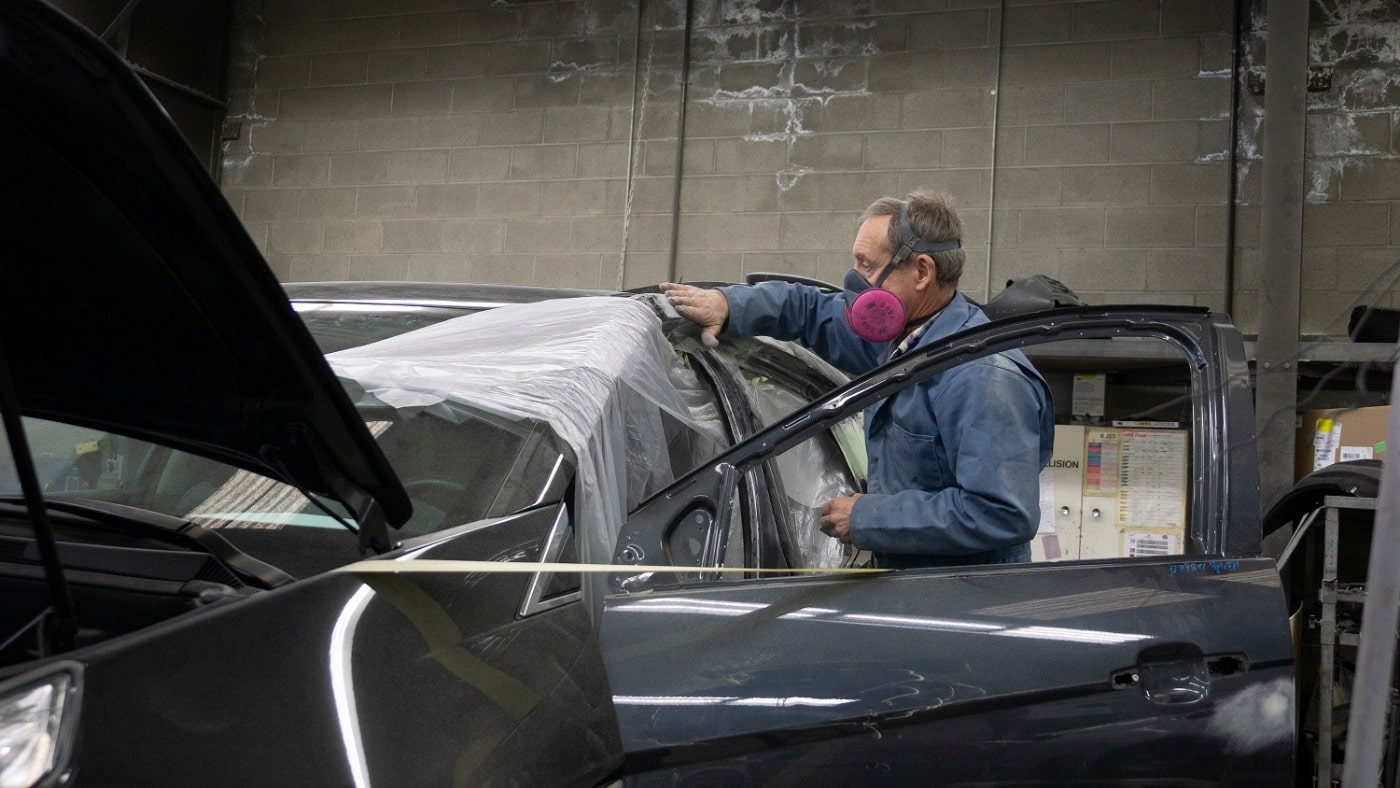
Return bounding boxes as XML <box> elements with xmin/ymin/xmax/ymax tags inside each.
<box><xmin>611</xmin><ymin>308</ymin><xmax>1259</xmax><ymax>593</ymax></box>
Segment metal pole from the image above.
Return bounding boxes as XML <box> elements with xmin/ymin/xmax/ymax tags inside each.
<box><xmin>666</xmin><ymin>0</ymin><xmax>695</xmax><ymax>283</ymax></box>
<box><xmin>982</xmin><ymin>0</ymin><xmax>1007</xmax><ymax>304</ymax></box>
<box><xmin>1223</xmin><ymin>0</ymin><xmax>1244</xmax><ymax>318</ymax></box>
<box><xmin>1253</xmin><ymin>0</ymin><xmax>1308</xmax><ymax>512</ymax></box>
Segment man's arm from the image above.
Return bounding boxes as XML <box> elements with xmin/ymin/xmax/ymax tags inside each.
<box><xmin>664</xmin><ymin>281</ymin><xmax>883</xmax><ymax>375</ymax></box>
<box><xmin>849</xmin><ymin>360</ymin><xmax>1048</xmax><ymax>556</ymax></box>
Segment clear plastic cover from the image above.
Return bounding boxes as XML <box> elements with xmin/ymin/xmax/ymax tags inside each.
<box><xmin>328</xmin><ymin>297</ymin><xmax>727</xmax><ymax>562</ymax></box>
<box><xmin>700</xmin><ymin>340</ymin><xmax>859</xmax><ymax>569</ymax></box>
<box><xmin>740</xmin><ymin>375</ymin><xmax>859</xmax><ymax>568</ymax></box>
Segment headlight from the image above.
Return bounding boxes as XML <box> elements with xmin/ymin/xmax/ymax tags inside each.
<box><xmin>0</xmin><ymin>662</ymin><xmax>81</xmax><ymax>788</ymax></box>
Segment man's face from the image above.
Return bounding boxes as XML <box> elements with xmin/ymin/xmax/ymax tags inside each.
<box><xmin>851</xmin><ymin>214</ymin><xmax>907</xmax><ymax>295</ymax></box>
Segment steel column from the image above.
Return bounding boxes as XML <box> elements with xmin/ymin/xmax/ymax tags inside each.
<box><xmin>1254</xmin><ymin>0</ymin><xmax>1309</xmax><ymax>511</ymax></box>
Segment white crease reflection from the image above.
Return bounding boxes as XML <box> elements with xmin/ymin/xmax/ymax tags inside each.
<box><xmin>330</xmin><ymin>545</ymin><xmax>438</xmax><ymax>788</ymax></box>
<box><xmin>614</xmin><ymin>597</ymin><xmax>1150</xmax><ymax>645</ymax></box>
<box><xmin>992</xmin><ymin>625</ymin><xmax>1152</xmax><ymax>645</ymax></box>
<box><xmin>614</xmin><ymin>598</ymin><xmax>766</xmax><ymax>616</ymax></box>
<box><xmin>840</xmin><ymin>613</ymin><xmax>1004</xmax><ymax>633</ymax></box>
<box><xmin>330</xmin><ymin>584</ymin><xmax>375</xmax><ymax>788</ymax></box>
<box><xmin>614</xmin><ymin>695</ymin><xmax>856</xmax><ymax>708</ymax></box>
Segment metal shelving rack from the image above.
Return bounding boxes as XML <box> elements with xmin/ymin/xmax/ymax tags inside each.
<box><xmin>1314</xmin><ymin>496</ymin><xmax>1376</xmax><ymax>786</ymax></box>
<box><xmin>1310</xmin><ymin>495</ymin><xmax>1400</xmax><ymax>788</ymax></box>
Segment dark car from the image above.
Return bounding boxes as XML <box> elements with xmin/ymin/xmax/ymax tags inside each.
<box><xmin>282</xmin><ymin>279</ymin><xmax>864</xmax><ymax>575</ymax></box>
<box><xmin>265</xmin><ymin>289</ymin><xmax>1294</xmax><ymax>787</ymax></box>
<box><xmin>0</xmin><ymin>1</ymin><xmax>1297</xmax><ymax>786</ymax></box>
<box><xmin>0</xmin><ymin>3</ymin><xmax>625</xmax><ymax>786</ymax></box>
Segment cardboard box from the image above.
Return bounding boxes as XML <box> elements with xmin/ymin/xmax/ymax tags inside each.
<box><xmin>1294</xmin><ymin>405</ymin><xmax>1390</xmax><ymax>482</ymax></box>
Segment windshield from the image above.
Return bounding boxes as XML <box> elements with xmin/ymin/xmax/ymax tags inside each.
<box><xmin>0</xmin><ymin>403</ymin><xmax>565</xmax><ymax>578</ymax></box>
<box><xmin>0</xmin><ymin>298</ymin><xmax>570</xmax><ymax>578</ymax></box>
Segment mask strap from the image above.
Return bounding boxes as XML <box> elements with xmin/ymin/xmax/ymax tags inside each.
<box><xmin>889</xmin><ymin>205</ymin><xmax>962</xmax><ymax>268</ymax></box>
<box><xmin>872</xmin><ymin>260</ymin><xmax>900</xmax><ymax>288</ymax></box>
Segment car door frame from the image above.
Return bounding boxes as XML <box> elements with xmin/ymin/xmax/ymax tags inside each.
<box><xmin>613</xmin><ymin>306</ymin><xmax>1260</xmax><ymax>575</ymax></box>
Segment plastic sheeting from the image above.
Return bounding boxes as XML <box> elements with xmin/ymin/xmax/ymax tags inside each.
<box><xmin>328</xmin><ymin>297</ymin><xmax>727</xmax><ymax>563</ymax></box>
<box><xmin>702</xmin><ymin>341</ymin><xmax>860</xmax><ymax>569</ymax></box>
<box><xmin>739</xmin><ymin>372</ymin><xmax>859</xmax><ymax>569</ymax></box>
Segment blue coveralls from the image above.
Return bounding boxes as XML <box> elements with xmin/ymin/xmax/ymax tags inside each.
<box><xmin>719</xmin><ymin>283</ymin><xmax>1054</xmax><ymax>569</ymax></box>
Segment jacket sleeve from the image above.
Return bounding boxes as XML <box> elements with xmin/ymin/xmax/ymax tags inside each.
<box><xmin>719</xmin><ymin>283</ymin><xmax>884</xmax><ymax>376</ymax></box>
<box><xmin>850</xmin><ymin>360</ymin><xmax>1048</xmax><ymax>556</ymax></box>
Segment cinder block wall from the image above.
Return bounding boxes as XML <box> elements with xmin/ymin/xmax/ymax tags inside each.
<box><xmin>221</xmin><ymin>0</ymin><xmax>1400</xmax><ymax>337</ymax></box>
<box><xmin>1268</xmin><ymin>1</ymin><xmax>1400</xmax><ymax>337</ymax></box>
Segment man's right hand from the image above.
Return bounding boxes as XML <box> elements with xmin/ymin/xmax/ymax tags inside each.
<box><xmin>660</xmin><ymin>282</ymin><xmax>729</xmax><ymax>348</ymax></box>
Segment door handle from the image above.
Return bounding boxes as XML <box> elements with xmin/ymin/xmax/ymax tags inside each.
<box><xmin>1109</xmin><ymin>644</ymin><xmax>1249</xmax><ymax>704</ymax></box>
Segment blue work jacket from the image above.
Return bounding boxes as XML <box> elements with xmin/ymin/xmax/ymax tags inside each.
<box><xmin>720</xmin><ymin>283</ymin><xmax>1054</xmax><ymax>568</ymax></box>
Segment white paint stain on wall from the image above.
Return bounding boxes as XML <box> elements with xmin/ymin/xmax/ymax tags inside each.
<box><xmin>718</xmin><ymin>0</ymin><xmax>790</xmax><ymax>26</ymax></box>
<box><xmin>691</xmin><ymin>2</ymin><xmax>878</xmax><ymax>190</ymax></box>
<box><xmin>1305</xmin><ymin>1</ymin><xmax>1400</xmax><ymax>203</ymax></box>
<box><xmin>1226</xmin><ymin>0</ymin><xmax>1399</xmax><ymax>206</ymax></box>
<box><xmin>1314</xmin><ymin>0</ymin><xmax>1392</xmax><ymax>26</ymax></box>
<box><xmin>548</xmin><ymin>60</ymin><xmax>608</xmax><ymax>83</ymax></box>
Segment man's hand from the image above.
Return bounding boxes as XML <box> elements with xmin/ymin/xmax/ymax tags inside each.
<box><xmin>660</xmin><ymin>282</ymin><xmax>729</xmax><ymax>348</ymax></box>
<box><xmin>819</xmin><ymin>494</ymin><xmax>862</xmax><ymax>544</ymax></box>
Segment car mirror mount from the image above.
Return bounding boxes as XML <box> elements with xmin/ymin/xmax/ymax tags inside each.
<box><xmin>612</xmin><ymin>464</ymin><xmax>737</xmax><ymax>593</ymax></box>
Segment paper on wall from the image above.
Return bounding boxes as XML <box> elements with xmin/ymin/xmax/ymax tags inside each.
<box><xmin>1072</xmin><ymin>374</ymin><xmax>1106</xmax><ymax>421</ymax></box>
<box><xmin>1116</xmin><ymin>430</ymin><xmax>1187</xmax><ymax>528</ymax></box>
<box><xmin>1037</xmin><ymin>470</ymin><xmax>1056</xmax><ymax>534</ymax></box>
<box><xmin>1339</xmin><ymin>445</ymin><xmax>1374</xmax><ymax>462</ymax></box>
<box><xmin>1124</xmin><ymin>532</ymin><xmax>1176</xmax><ymax>557</ymax></box>
<box><xmin>1084</xmin><ymin>431</ymin><xmax>1120</xmax><ymax>494</ymax></box>
<box><xmin>1312</xmin><ymin>419</ymin><xmax>1341</xmax><ymax>472</ymax></box>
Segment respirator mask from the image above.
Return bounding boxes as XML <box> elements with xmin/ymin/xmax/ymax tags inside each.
<box><xmin>843</xmin><ymin>207</ymin><xmax>962</xmax><ymax>343</ymax></box>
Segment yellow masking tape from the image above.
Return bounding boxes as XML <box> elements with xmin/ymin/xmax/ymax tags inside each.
<box><xmin>335</xmin><ymin>559</ymin><xmax>887</xmax><ymax>576</ymax></box>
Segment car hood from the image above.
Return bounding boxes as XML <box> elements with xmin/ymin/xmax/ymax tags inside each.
<box><xmin>0</xmin><ymin>1</ymin><xmax>411</xmax><ymax>535</ymax></box>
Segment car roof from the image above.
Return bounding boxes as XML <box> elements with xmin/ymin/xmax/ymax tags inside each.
<box><xmin>0</xmin><ymin>1</ymin><xmax>410</xmax><ymax>533</ymax></box>
<box><xmin>283</xmin><ymin>281</ymin><xmax>621</xmax><ymax>310</ymax></box>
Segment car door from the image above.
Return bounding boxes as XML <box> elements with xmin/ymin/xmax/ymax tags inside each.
<box><xmin>599</xmin><ymin>307</ymin><xmax>1295</xmax><ymax>786</ymax></box>
<box><xmin>674</xmin><ymin>336</ymin><xmax>859</xmax><ymax>572</ymax></box>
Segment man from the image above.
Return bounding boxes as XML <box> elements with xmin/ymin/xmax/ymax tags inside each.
<box><xmin>661</xmin><ymin>191</ymin><xmax>1054</xmax><ymax>568</ymax></box>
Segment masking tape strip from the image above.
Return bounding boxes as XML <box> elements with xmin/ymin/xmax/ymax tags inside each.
<box><xmin>335</xmin><ymin>559</ymin><xmax>887</xmax><ymax>576</ymax></box>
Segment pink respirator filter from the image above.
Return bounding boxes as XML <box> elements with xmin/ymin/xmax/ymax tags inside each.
<box><xmin>846</xmin><ymin>288</ymin><xmax>906</xmax><ymax>343</ymax></box>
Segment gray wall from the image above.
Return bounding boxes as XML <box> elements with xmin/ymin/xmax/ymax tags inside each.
<box><xmin>220</xmin><ymin>0</ymin><xmax>1400</xmax><ymax>337</ymax></box>
<box><xmin>1282</xmin><ymin>1</ymin><xmax>1400</xmax><ymax>337</ymax></box>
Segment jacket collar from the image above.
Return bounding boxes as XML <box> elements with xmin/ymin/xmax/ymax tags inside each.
<box><xmin>885</xmin><ymin>292</ymin><xmax>981</xmax><ymax>361</ymax></box>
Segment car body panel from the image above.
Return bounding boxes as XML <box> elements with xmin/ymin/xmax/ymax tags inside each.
<box><xmin>606</xmin><ymin>559</ymin><xmax>1292</xmax><ymax>785</ymax></box>
<box><xmin>283</xmin><ymin>280</ymin><xmax>616</xmax><ymax>310</ymax></box>
<box><xmin>0</xmin><ymin>2</ymin><xmax>627</xmax><ymax>784</ymax></box>
<box><xmin>63</xmin><ymin>505</ymin><xmax>622</xmax><ymax>787</ymax></box>
<box><xmin>602</xmin><ymin>307</ymin><xmax>1294</xmax><ymax>784</ymax></box>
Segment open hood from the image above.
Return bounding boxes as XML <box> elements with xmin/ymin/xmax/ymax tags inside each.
<box><xmin>0</xmin><ymin>1</ymin><xmax>410</xmax><ymax>544</ymax></box>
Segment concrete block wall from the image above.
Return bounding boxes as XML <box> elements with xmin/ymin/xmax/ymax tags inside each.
<box><xmin>1230</xmin><ymin>0</ymin><xmax>1400</xmax><ymax>337</ymax></box>
<box><xmin>222</xmin><ymin>0</ymin><xmax>643</xmax><ymax>287</ymax></box>
<box><xmin>991</xmin><ymin>0</ymin><xmax>1234</xmax><ymax>313</ymax></box>
<box><xmin>221</xmin><ymin>0</ymin><xmax>1400</xmax><ymax>337</ymax></box>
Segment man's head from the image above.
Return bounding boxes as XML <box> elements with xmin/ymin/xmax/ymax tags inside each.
<box><xmin>850</xmin><ymin>191</ymin><xmax>964</xmax><ymax>329</ymax></box>
<box><xmin>857</xmin><ymin>190</ymin><xmax>965</xmax><ymax>288</ymax></box>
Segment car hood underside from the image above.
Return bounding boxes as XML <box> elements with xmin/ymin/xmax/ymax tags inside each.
<box><xmin>0</xmin><ymin>0</ymin><xmax>410</xmax><ymax>534</ymax></box>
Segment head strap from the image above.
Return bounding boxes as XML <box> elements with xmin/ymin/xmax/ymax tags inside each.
<box><xmin>890</xmin><ymin>204</ymin><xmax>961</xmax><ymax>267</ymax></box>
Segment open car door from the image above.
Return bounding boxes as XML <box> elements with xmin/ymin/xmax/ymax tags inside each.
<box><xmin>600</xmin><ymin>307</ymin><xmax>1294</xmax><ymax>786</ymax></box>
